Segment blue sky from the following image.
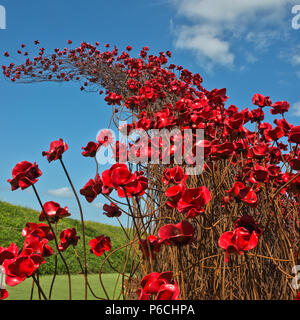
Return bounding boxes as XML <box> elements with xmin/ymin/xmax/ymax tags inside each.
<box><xmin>0</xmin><ymin>0</ymin><xmax>300</xmax><ymax>226</ymax></box>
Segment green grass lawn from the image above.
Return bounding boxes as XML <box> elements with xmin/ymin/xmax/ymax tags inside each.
<box><xmin>5</xmin><ymin>273</ymin><xmax>124</xmax><ymax>300</ymax></box>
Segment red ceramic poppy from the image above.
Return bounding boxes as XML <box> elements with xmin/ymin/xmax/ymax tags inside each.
<box><xmin>227</xmin><ymin>113</ymin><xmax>245</xmax><ymax>130</ymax></box>
<box><xmin>251</xmin><ymin>144</ymin><xmax>269</xmax><ymax>158</ymax></box>
<box><xmin>80</xmin><ymin>174</ymin><xmax>103</xmax><ymax>203</ymax></box>
<box><xmin>103</xmin><ymin>203</ymin><xmax>122</xmax><ymax>218</ymax></box>
<box><xmin>234</xmin><ymin>214</ymin><xmax>262</xmax><ymax>236</ymax></box>
<box><xmin>218</xmin><ymin>228</ymin><xmax>257</xmax><ymax>261</ymax></box>
<box><xmin>227</xmin><ymin>182</ymin><xmax>258</xmax><ymax>208</ymax></box>
<box><xmin>264</xmin><ymin>126</ymin><xmax>284</xmax><ymax>142</ymax></box>
<box><xmin>252</xmin><ymin>164</ymin><xmax>269</xmax><ymax>182</ymax></box>
<box><xmin>0</xmin><ymin>289</ymin><xmax>8</xmax><ymax>300</ymax></box>
<box><xmin>89</xmin><ymin>235</ymin><xmax>111</xmax><ymax>257</ymax></box>
<box><xmin>139</xmin><ymin>235</ymin><xmax>161</xmax><ymax>260</ymax></box>
<box><xmin>81</xmin><ymin>141</ymin><xmax>100</xmax><ymax>157</ymax></box>
<box><xmin>156</xmin><ymin>282</ymin><xmax>180</xmax><ymax>300</ymax></box>
<box><xmin>102</xmin><ymin>164</ymin><xmax>132</xmax><ymax>190</ymax></box>
<box><xmin>104</xmin><ymin>92</ymin><xmax>123</xmax><ymax>105</ymax></box>
<box><xmin>210</xmin><ymin>142</ymin><xmax>235</xmax><ymax>159</ymax></box>
<box><xmin>42</xmin><ymin>138</ymin><xmax>68</xmax><ymax>162</ymax></box>
<box><xmin>22</xmin><ymin>223</ymin><xmax>54</xmax><ymax>241</ymax></box>
<box><xmin>0</xmin><ymin>243</ymin><xmax>18</xmax><ymax>265</ymax></box>
<box><xmin>271</xmin><ymin>101</ymin><xmax>289</xmax><ymax>115</ymax></box>
<box><xmin>177</xmin><ymin>186</ymin><xmax>211</xmax><ymax>218</ymax></box>
<box><xmin>23</xmin><ymin>235</ymin><xmax>53</xmax><ymax>257</ymax></box>
<box><xmin>288</xmin><ymin>126</ymin><xmax>300</xmax><ymax>144</ymax></box>
<box><xmin>102</xmin><ymin>164</ymin><xmax>148</xmax><ymax>198</ymax></box>
<box><xmin>7</xmin><ymin>161</ymin><xmax>42</xmax><ymax>191</ymax></box>
<box><xmin>165</xmin><ymin>182</ymin><xmax>185</xmax><ymax>208</ymax></box>
<box><xmin>290</xmin><ymin>157</ymin><xmax>300</xmax><ymax>171</ymax></box>
<box><xmin>58</xmin><ymin>228</ymin><xmax>80</xmax><ymax>251</ymax></box>
<box><xmin>162</xmin><ymin>166</ymin><xmax>184</xmax><ymax>185</ymax></box>
<box><xmin>140</xmin><ymin>271</ymin><xmax>173</xmax><ymax>294</ymax></box>
<box><xmin>2</xmin><ymin>250</ymin><xmax>45</xmax><ymax>286</ymax></box>
<box><xmin>218</xmin><ymin>218</ymin><xmax>261</xmax><ymax>263</ymax></box>
<box><xmin>158</xmin><ymin>220</ymin><xmax>194</xmax><ymax>245</ymax></box>
<box><xmin>252</xmin><ymin>93</ymin><xmax>272</xmax><ymax>107</ymax></box>
<box><xmin>39</xmin><ymin>201</ymin><xmax>71</xmax><ymax>223</ymax></box>
<box><xmin>117</xmin><ymin>171</ymin><xmax>148</xmax><ymax>198</ymax></box>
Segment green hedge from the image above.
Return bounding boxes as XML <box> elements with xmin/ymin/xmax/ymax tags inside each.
<box><xmin>0</xmin><ymin>201</ymin><xmax>130</xmax><ymax>275</ymax></box>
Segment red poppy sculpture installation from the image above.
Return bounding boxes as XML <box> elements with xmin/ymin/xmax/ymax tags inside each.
<box><xmin>1</xmin><ymin>41</ymin><xmax>299</xmax><ymax>300</ymax></box>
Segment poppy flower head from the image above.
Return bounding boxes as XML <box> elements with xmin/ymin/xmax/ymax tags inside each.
<box><xmin>58</xmin><ymin>228</ymin><xmax>80</xmax><ymax>251</ymax></box>
<box><xmin>39</xmin><ymin>201</ymin><xmax>71</xmax><ymax>223</ymax></box>
<box><xmin>158</xmin><ymin>220</ymin><xmax>195</xmax><ymax>245</ymax></box>
<box><xmin>138</xmin><ymin>271</ymin><xmax>180</xmax><ymax>300</ymax></box>
<box><xmin>22</xmin><ymin>222</ymin><xmax>54</xmax><ymax>241</ymax></box>
<box><xmin>252</xmin><ymin>164</ymin><xmax>269</xmax><ymax>182</ymax></box>
<box><xmin>140</xmin><ymin>271</ymin><xmax>174</xmax><ymax>294</ymax></box>
<box><xmin>264</xmin><ymin>126</ymin><xmax>284</xmax><ymax>142</ymax></box>
<box><xmin>80</xmin><ymin>174</ymin><xmax>103</xmax><ymax>203</ymax></box>
<box><xmin>162</xmin><ymin>166</ymin><xmax>185</xmax><ymax>185</ymax></box>
<box><xmin>23</xmin><ymin>235</ymin><xmax>53</xmax><ymax>258</ymax></box>
<box><xmin>116</xmin><ymin>171</ymin><xmax>148</xmax><ymax>198</ymax></box>
<box><xmin>288</xmin><ymin>126</ymin><xmax>300</xmax><ymax>144</ymax></box>
<box><xmin>234</xmin><ymin>214</ymin><xmax>262</xmax><ymax>235</ymax></box>
<box><xmin>252</xmin><ymin>94</ymin><xmax>272</xmax><ymax>107</ymax></box>
<box><xmin>165</xmin><ymin>181</ymin><xmax>185</xmax><ymax>208</ymax></box>
<box><xmin>139</xmin><ymin>235</ymin><xmax>161</xmax><ymax>260</ymax></box>
<box><xmin>110</xmin><ymin>164</ymin><xmax>133</xmax><ymax>188</ymax></box>
<box><xmin>156</xmin><ymin>282</ymin><xmax>180</xmax><ymax>300</ymax></box>
<box><xmin>218</xmin><ymin>222</ymin><xmax>262</xmax><ymax>263</ymax></box>
<box><xmin>2</xmin><ymin>251</ymin><xmax>45</xmax><ymax>287</ymax></box>
<box><xmin>0</xmin><ymin>243</ymin><xmax>18</xmax><ymax>265</ymax></box>
<box><xmin>42</xmin><ymin>138</ymin><xmax>68</xmax><ymax>162</ymax></box>
<box><xmin>81</xmin><ymin>141</ymin><xmax>100</xmax><ymax>157</ymax></box>
<box><xmin>102</xmin><ymin>164</ymin><xmax>148</xmax><ymax>198</ymax></box>
<box><xmin>227</xmin><ymin>182</ymin><xmax>258</xmax><ymax>208</ymax></box>
<box><xmin>89</xmin><ymin>235</ymin><xmax>111</xmax><ymax>257</ymax></box>
<box><xmin>103</xmin><ymin>202</ymin><xmax>122</xmax><ymax>218</ymax></box>
<box><xmin>176</xmin><ymin>186</ymin><xmax>211</xmax><ymax>218</ymax></box>
<box><xmin>0</xmin><ymin>289</ymin><xmax>8</xmax><ymax>300</ymax></box>
<box><xmin>7</xmin><ymin>161</ymin><xmax>42</xmax><ymax>191</ymax></box>
<box><xmin>271</xmin><ymin>101</ymin><xmax>289</xmax><ymax>115</ymax></box>
<box><xmin>210</xmin><ymin>142</ymin><xmax>235</xmax><ymax>159</ymax></box>
<box><xmin>104</xmin><ymin>92</ymin><xmax>123</xmax><ymax>106</ymax></box>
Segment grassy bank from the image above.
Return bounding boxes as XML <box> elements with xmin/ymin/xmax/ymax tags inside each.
<box><xmin>0</xmin><ymin>201</ymin><xmax>130</xmax><ymax>274</ymax></box>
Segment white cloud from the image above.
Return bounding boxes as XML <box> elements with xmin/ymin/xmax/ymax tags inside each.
<box><xmin>244</xmin><ymin>51</ymin><xmax>258</xmax><ymax>64</ymax></box>
<box><xmin>245</xmin><ymin>30</ymin><xmax>282</xmax><ymax>51</ymax></box>
<box><xmin>292</xmin><ymin>101</ymin><xmax>300</xmax><ymax>116</ymax></box>
<box><xmin>172</xmin><ymin>0</ymin><xmax>293</xmax><ymax>22</ymax></box>
<box><xmin>174</xmin><ymin>25</ymin><xmax>234</xmax><ymax>69</ymax></box>
<box><xmin>91</xmin><ymin>202</ymin><xmax>104</xmax><ymax>209</ymax></box>
<box><xmin>47</xmin><ymin>187</ymin><xmax>73</xmax><ymax>198</ymax></box>
<box><xmin>291</xmin><ymin>55</ymin><xmax>300</xmax><ymax>65</ymax></box>
<box><xmin>170</xmin><ymin>0</ymin><xmax>296</xmax><ymax>68</ymax></box>
<box><xmin>279</xmin><ymin>43</ymin><xmax>300</xmax><ymax>70</ymax></box>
